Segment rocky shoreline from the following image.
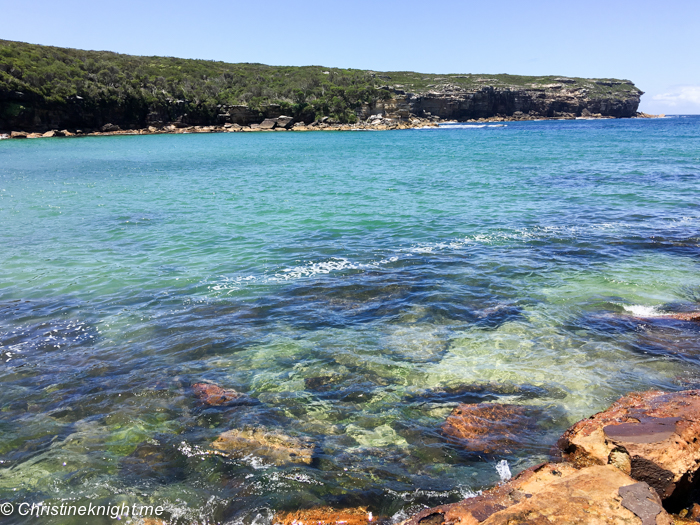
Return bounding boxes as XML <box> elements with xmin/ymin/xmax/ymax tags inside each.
<box><xmin>267</xmin><ymin>389</ymin><xmax>700</xmax><ymax>525</ymax></box>
<box><xmin>0</xmin><ymin>112</ymin><xmax>665</xmax><ymax>140</ymax></box>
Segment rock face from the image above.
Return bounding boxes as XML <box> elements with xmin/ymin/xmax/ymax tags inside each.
<box><xmin>401</xmin><ymin>463</ymin><xmax>671</xmax><ymax>525</ymax></box>
<box><xmin>210</xmin><ymin>428</ymin><xmax>314</xmax><ymax>466</ymax></box>
<box><xmin>1</xmin><ymin>81</ymin><xmax>641</xmax><ymax>133</ymax></box>
<box><xmin>558</xmin><ymin>390</ymin><xmax>700</xmax><ymax>506</ymax></box>
<box><xmin>442</xmin><ymin>403</ymin><xmax>541</xmax><ymax>455</ymax></box>
<box><xmin>364</xmin><ymin>84</ymin><xmax>641</xmax><ymax>122</ymax></box>
<box><xmin>274</xmin><ymin>506</ymin><xmax>372</xmax><ymax>525</ymax></box>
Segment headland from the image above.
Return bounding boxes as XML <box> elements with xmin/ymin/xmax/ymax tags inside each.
<box><xmin>1</xmin><ymin>39</ymin><xmax>652</xmax><ymax>138</ymax></box>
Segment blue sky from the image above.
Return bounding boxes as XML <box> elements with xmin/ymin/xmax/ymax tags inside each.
<box><xmin>2</xmin><ymin>0</ymin><xmax>698</xmax><ymax>113</ymax></box>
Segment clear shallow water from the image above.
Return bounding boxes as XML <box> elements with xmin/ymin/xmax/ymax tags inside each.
<box><xmin>1</xmin><ymin>117</ymin><xmax>699</xmax><ymax>524</ymax></box>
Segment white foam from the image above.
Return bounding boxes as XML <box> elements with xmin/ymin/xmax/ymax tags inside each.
<box><xmin>274</xmin><ymin>257</ymin><xmax>375</xmax><ymax>281</ymax></box>
<box><xmin>459</xmin><ymin>487</ymin><xmax>482</xmax><ymax>498</ymax></box>
<box><xmin>622</xmin><ymin>304</ymin><xmax>663</xmax><ymax>317</ymax></box>
<box><xmin>495</xmin><ymin>459</ymin><xmax>511</xmax><ymax>481</ymax></box>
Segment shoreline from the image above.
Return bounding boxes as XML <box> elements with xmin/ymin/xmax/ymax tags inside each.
<box><xmin>0</xmin><ymin>113</ymin><xmax>666</xmax><ymax>140</ymax></box>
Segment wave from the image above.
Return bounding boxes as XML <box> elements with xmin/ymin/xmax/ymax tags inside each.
<box><xmin>622</xmin><ymin>304</ymin><xmax>664</xmax><ymax>317</ymax></box>
<box><xmin>205</xmin><ymin>217</ymin><xmax>700</xmax><ymax>295</ymax></box>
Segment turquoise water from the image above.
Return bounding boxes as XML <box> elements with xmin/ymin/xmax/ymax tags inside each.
<box><xmin>1</xmin><ymin>117</ymin><xmax>700</xmax><ymax>523</ymax></box>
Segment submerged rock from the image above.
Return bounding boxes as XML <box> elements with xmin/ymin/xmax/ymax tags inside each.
<box><xmin>120</xmin><ymin>440</ymin><xmax>186</xmax><ymax>482</ymax></box>
<box><xmin>274</xmin><ymin>506</ymin><xmax>373</xmax><ymax>525</ymax></box>
<box><xmin>192</xmin><ymin>382</ymin><xmax>253</xmax><ymax>406</ymax></box>
<box><xmin>210</xmin><ymin>428</ymin><xmax>314</xmax><ymax>466</ymax></box>
<box><xmin>400</xmin><ymin>463</ymin><xmax>671</xmax><ymax>525</ymax></box>
<box><xmin>659</xmin><ymin>312</ymin><xmax>700</xmax><ymax>322</ymax></box>
<box><xmin>558</xmin><ymin>389</ymin><xmax>700</xmax><ymax>505</ymax></box>
<box><xmin>441</xmin><ymin>403</ymin><xmax>542</xmax><ymax>455</ymax></box>
<box><xmin>408</xmin><ymin>382</ymin><xmax>559</xmax><ymax>405</ymax></box>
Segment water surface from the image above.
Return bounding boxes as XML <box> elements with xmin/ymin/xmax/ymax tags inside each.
<box><xmin>1</xmin><ymin>117</ymin><xmax>700</xmax><ymax>524</ymax></box>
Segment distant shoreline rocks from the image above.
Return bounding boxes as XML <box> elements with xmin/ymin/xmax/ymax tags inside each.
<box><xmin>0</xmin><ymin>113</ymin><xmax>666</xmax><ymax>140</ymax></box>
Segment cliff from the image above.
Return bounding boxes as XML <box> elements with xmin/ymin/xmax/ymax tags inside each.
<box><xmin>0</xmin><ymin>40</ymin><xmax>642</xmax><ymax>133</ymax></box>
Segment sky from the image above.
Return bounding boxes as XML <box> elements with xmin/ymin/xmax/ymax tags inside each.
<box><xmin>2</xmin><ymin>0</ymin><xmax>698</xmax><ymax>114</ymax></box>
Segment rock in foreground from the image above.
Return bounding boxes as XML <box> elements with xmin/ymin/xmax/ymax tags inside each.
<box><xmin>558</xmin><ymin>390</ymin><xmax>700</xmax><ymax>505</ymax></box>
<box><xmin>210</xmin><ymin>428</ymin><xmax>314</xmax><ymax>466</ymax></box>
<box><xmin>401</xmin><ymin>463</ymin><xmax>671</xmax><ymax>525</ymax></box>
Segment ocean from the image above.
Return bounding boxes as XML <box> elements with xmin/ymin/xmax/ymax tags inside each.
<box><xmin>1</xmin><ymin>116</ymin><xmax>699</xmax><ymax>524</ymax></box>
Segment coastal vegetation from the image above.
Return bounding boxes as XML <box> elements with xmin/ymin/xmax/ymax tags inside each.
<box><xmin>1</xmin><ymin>39</ymin><xmax>641</xmax><ymax>129</ymax></box>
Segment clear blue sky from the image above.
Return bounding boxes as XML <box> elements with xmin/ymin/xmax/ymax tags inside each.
<box><xmin>2</xmin><ymin>0</ymin><xmax>698</xmax><ymax>114</ymax></box>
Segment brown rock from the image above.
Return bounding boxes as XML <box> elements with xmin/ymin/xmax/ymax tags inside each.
<box><xmin>192</xmin><ymin>382</ymin><xmax>249</xmax><ymax>406</ymax></box>
<box><xmin>211</xmin><ymin>428</ymin><xmax>314</xmax><ymax>466</ymax></box>
<box><xmin>11</xmin><ymin>131</ymin><xmax>28</xmax><ymax>139</ymax></box>
<box><xmin>274</xmin><ymin>506</ymin><xmax>372</xmax><ymax>525</ymax></box>
<box><xmin>558</xmin><ymin>390</ymin><xmax>700</xmax><ymax>502</ymax></box>
<box><xmin>42</xmin><ymin>130</ymin><xmax>56</xmax><ymax>138</ymax></box>
<box><xmin>401</xmin><ymin>464</ymin><xmax>671</xmax><ymax>525</ymax></box>
<box><xmin>442</xmin><ymin>403</ymin><xmax>541</xmax><ymax>454</ymax></box>
<box><xmin>259</xmin><ymin>118</ymin><xmax>277</xmax><ymax>130</ymax></box>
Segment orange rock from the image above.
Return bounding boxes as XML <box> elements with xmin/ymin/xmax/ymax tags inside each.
<box><xmin>400</xmin><ymin>463</ymin><xmax>671</xmax><ymax>525</ymax></box>
<box><xmin>441</xmin><ymin>403</ymin><xmax>540</xmax><ymax>454</ymax></box>
<box><xmin>666</xmin><ymin>312</ymin><xmax>700</xmax><ymax>322</ymax></box>
<box><xmin>558</xmin><ymin>390</ymin><xmax>700</xmax><ymax>502</ymax></box>
<box><xmin>274</xmin><ymin>506</ymin><xmax>372</xmax><ymax>525</ymax></box>
<box><xmin>192</xmin><ymin>382</ymin><xmax>246</xmax><ymax>406</ymax></box>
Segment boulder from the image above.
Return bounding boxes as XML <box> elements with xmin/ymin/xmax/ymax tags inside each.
<box><xmin>274</xmin><ymin>506</ymin><xmax>372</xmax><ymax>525</ymax></box>
<box><xmin>210</xmin><ymin>428</ymin><xmax>314</xmax><ymax>466</ymax></box>
<box><xmin>101</xmin><ymin>123</ymin><xmax>120</xmax><ymax>132</ymax></box>
<box><xmin>42</xmin><ymin>130</ymin><xmax>56</xmax><ymax>138</ymax></box>
<box><xmin>10</xmin><ymin>131</ymin><xmax>28</xmax><ymax>139</ymax></box>
<box><xmin>400</xmin><ymin>463</ymin><xmax>671</xmax><ymax>525</ymax></box>
<box><xmin>442</xmin><ymin>403</ymin><xmax>542</xmax><ymax>455</ymax></box>
<box><xmin>558</xmin><ymin>390</ymin><xmax>700</xmax><ymax>504</ymax></box>
<box><xmin>258</xmin><ymin>118</ymin><xmax>277</xmax><ymax>130</ymax></box>
<box><xmin>275</xmin><ymin>116</ymin><xmax>294</xmax><ymax>129</ymax></box>
<box><xmin>192</xmin><ymin>382</ymin><xmax>251</xmax><ymax>406</ymax></box>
